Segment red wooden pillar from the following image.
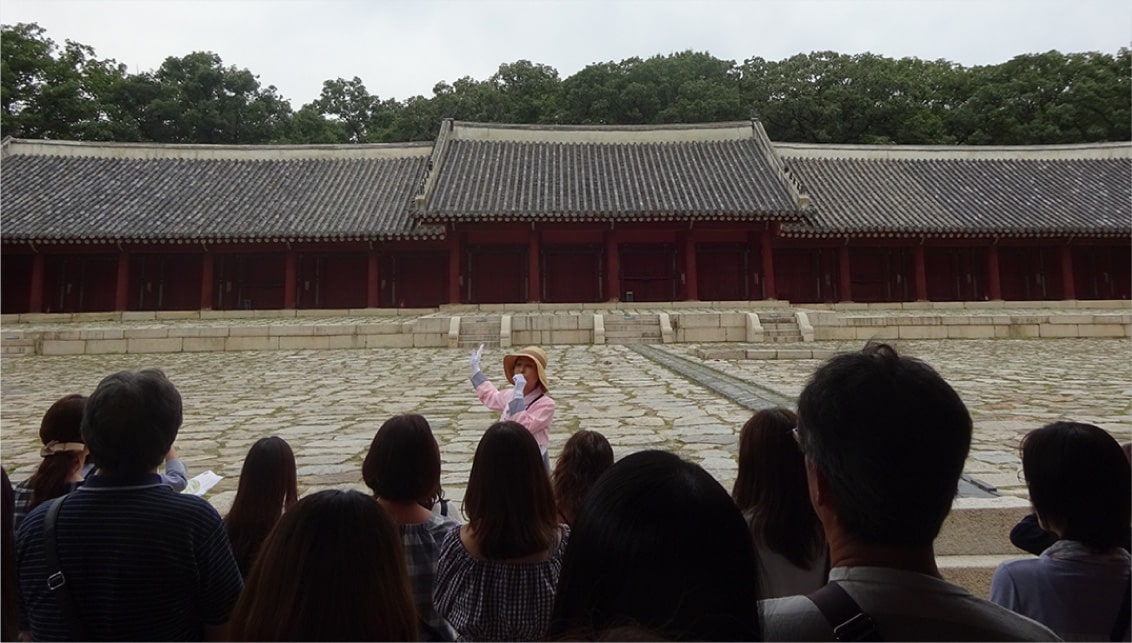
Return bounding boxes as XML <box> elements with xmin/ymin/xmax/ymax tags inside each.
<box><xmin>528</xmin><ymin>227</ymin><xmax>541</xmax><ymax>303</ymax></box>
<box><xmin>760</xmin><ymin>229</ymin><xmax>777</xmax><ymax>300</ymax></box>
<box><xmin>448</xmin><ymin>227</ymin><xmax>462</xmax><ymax>304</ymax></box>
<box><xmin>200</xmin><ymin>252</ymin><xmax>214</xmax><ymax>310</ymax></box>
<box><xmin>283</xmin><ymin>250</ymin><xmax>297</xmax><ymax>309</ymax></box>
<box><xmin>367</xmin><ymin>247</ymin><xmax>380</xmax><ymax>308</ymax></box>
<box><xmin>747</xmin><ymin>231</ymin><xmax>760</xmax><ymax>299</ymax></box>
<box><xmin>913</xmin><ymin>244</ymin><xmax>928</xmax><ymax>301</ymax></box>
<box><xmin>29</xmin><ymin>253</ymin><xmax>45</xmax><ymax>313</ymax></box>
<box><xmin>604</xmin><ymin>229</ymin><xmax>619</xmax><ymax>302</ymax></box>
<box><xmin>838</xmin><ymin>244</ymin><xmax>853</xmax><ymax>302</ymax></box>
<box><xmin>683</xmin><ymin>230</ymin><xmax>698</xmax><ymax>301</ymax></box>
<box><xmin>114</xmin><ymin>250</ymin><xmax>130</xmax><ymax>311</ymax></box>
<box><xmin>1059</xmin><ymin>244</ymin><xmax>1076</xmax><ymax>300</ymax></box>
<box><xmin>987</xmin><ymin>244</ymin><xmax>1002</xmax><ymax>301</ymax></box>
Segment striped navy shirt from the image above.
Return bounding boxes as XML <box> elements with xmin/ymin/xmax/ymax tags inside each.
<box><xmin>15</xmin><ymin>472</ymin><xmax>243</xmax><ymax>641</ymax></box>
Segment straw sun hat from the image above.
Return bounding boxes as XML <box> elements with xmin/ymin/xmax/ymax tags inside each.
<box><xmin>503</xmin><ymin>346</ymin><xmax>549</xmax><ymax>392</ymax></box>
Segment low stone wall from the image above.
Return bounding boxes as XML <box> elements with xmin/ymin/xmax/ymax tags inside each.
<box><xmin>509</xmin><ymin>313</ymin><xmax>595</xmax><ymax>346</ymax></box>
<box><xmin>2</xmin><ymin>301</ymin><xmax>1128</xmax><ymax>356</ymax></box>
<box><xmin>807</xmin><ymin>310</ymin><xmax>1131</xmax><ymax>341</ymax></box>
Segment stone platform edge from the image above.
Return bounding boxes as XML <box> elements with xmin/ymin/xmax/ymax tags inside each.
<box><xmin>2</xmin><ymin>300</ymin><xmax>1129</xmax><ymax>357</ymax></box>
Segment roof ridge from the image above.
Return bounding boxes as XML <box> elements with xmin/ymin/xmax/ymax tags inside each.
<box><xmin>775</xmin><ymin>141</ymin><xmax>1132</xmax><ymax>161</ymax></box>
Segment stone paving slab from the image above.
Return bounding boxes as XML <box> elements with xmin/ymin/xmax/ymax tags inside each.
<box><xmin>1</xmin><ymin>338</ymin><xmax>1129</xmax><ymax>517</ymax></box>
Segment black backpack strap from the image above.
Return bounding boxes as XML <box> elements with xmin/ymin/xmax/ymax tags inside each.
<box><xmin>44</xmin><ymin>495</ymin><xmax>87</xmax><ymax>641</ymax></box>
<box><xmin>807</xmin><ymin>581</ymin><xmax>883</xmax><ymax>642</ymax></box>
<box><xmin>1111</xmin><ymin>577</ymin><xmax>1131</xmax><ymax>642</ymax></box>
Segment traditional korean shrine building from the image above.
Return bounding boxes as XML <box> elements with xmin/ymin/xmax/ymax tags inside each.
<box><xmin>1</xmin><ymin>119</ymin><xmax>1128</xmax><ymax>314</ymax></box>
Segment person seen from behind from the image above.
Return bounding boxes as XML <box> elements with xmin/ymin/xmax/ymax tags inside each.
<box><xmin>363</xmin><ymin>413</ymin><xmax>459</xmax><ymax>641</ymax></box>
<box><xmin>990</xmin><ymin>421</ymin><xmax>1131</xmax><ymax>641</ymax></box>
<box><xmin>224</xmin><ymin>435</ymin><xmax>298</xmax><ymax>576</ymax></box>
<box><xmin>732</xmin><ymin>406</ymin><xmax>828</xmax><ymax>599</ymax></box>
<box><xmin>15</xmin><ymin>368</ymin><xmax>243</xmax><ymax>641</ymax></box>
<box><xmin>548</xmin><ymin>449</ymin><xmax>762</xmax><ymax>641</ymax></box>
<box><xmin>758</xmin><ymin>342</ymin><xmax>1058</xmax><ymax>641</ymax></box>
<box><xmin>434</xmin><ymin>421</ymin><xmax>568</xmax><ymax>641</ymax></box>
<box><xmin>12</xmin><ymin>394</ymin><xmax>88</xmax><ymax>531</ymax></box>
<box><xmin>551</xmin><ymin>429</ymin><xmax>614</xmax><ymax>527</ymax></box>
<box><xmin>228</xmin><ymin>489</ymin><xmax>418</xmax><ymax>642</ymax></box>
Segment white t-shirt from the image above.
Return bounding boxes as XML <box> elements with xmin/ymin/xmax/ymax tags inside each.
<box><xmin>991</xmin><ymin>540</ymin><xmax>1131</xmax><ymax>641</ymax></box>
<box><xmin>743</xmin><ymin>509</ymin><xmax>828</xmax><ymax>599</ymax></box>
<box><xmin>759</xmin><ymin>566</ymin><xmax>1059</xmax><ymax>641</ymax></box>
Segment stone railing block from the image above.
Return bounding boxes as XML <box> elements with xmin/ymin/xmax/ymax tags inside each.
<box><xmin>500</xmin><ymin>315</ymin><xmax>512</xmax><ymax>348</ymax></box>
<box><xmin>795</xmin><ymin>311</ymin><xmax>814</xmax><ymax>342</ymax></box>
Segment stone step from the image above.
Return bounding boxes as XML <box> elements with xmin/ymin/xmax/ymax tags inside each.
<box><xmin>606</xmin><ymin>316</ymin><xmax>661</xmax><ymax>323</ymax></box>
<box><xmin>936</xmin><ymin>496</ymin><xmax>1033</xmax><ymax>556</ymax></box>
<box><xmin>938</xmin><ymin>553</ymin><xmax>1025</xmax><ymax>599</ymax></box>
<box><xmin>458</xmin><ymin>332</ymin><xmax>501</xmax><ymax>340</ymax></box>
<box><xmin>607</xmin><ymin>336</ymin><xmax>662</xmax><ymax>345</ymax></box>
<box><xmin>606</xmin><ymin>328</ymin><xmax>661</xmax><ymax>339</ymax></box>
<box><xmin>764</xmin><ymin>328</ymin><xmax>801</xmax><ymax>336</ymax></box>
<box><xmin>604</xmin><ymin>320</ymin><xmax>662</xmax><ymax>327</ymax></box>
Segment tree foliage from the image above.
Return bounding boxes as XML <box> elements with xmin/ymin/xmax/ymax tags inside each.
<box><xmin>2</xmin><ymin>22</ymin><xmax>1128</xmax><ymax>146</ymax></box>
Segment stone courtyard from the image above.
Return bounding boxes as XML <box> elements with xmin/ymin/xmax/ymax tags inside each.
<box><xmin>2</xmin><ymin>337</ymin><xmax>1129</xmax><ymax>516</ymax></box>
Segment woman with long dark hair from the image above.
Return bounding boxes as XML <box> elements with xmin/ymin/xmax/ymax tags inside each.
<box><xmin>229</xmin><ymin>489</ymin><xmax>418</xmax><ymax>641</ymax></box>
<box><xmin>548</xmin><ymin>450</ymin><xmax>762</xmax><ymax>641</ymax></box>
<box><xmin>223</xmin><ymin>436</ymin><xmax>297</xmax><ymax>575</ymax></box>
<box><xmin>12</xmin><ymin>394</ymin><xmax>88</xmax><ymax>530</ymax></box>
<box><xmin>434</xmin><ymin>421</ymin><xmax>567</xmax><ymax>641</ymax></box>
<box><xmin>731</xmin><ymin>407</ymin><xmax>827</xmax><ymax>599</ymax></box>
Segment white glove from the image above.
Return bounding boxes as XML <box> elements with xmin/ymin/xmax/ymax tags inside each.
<box><xmin>512</xmin><ymin>373</ymin><xmax>526</xmax><ymax>398</ymax></box>
<box><xmin>470</xmin><ymin>344</ymin><xmax>484</xmax><ymax>375</ymax></box>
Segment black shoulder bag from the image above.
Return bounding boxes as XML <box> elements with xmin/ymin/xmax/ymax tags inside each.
<box><xmin>44</xmin><ymin>495</ymin><xmax>87</xmax><ymax>641</ymax></box>
<box><xmin>807</xmin><ymin>581</ymin><xmax>883</xmax><ymax>642</ymax></box>
<box><xmin>1110</xmin><ymin>578</ymin><xmax>1131</xmax><ymax>642</ymax></box>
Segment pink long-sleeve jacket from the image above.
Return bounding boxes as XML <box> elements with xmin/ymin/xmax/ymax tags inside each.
<box><xmin>473</xmin><ymin>373</ymin><xmax>555</xmax><ymax>449</ymax></box>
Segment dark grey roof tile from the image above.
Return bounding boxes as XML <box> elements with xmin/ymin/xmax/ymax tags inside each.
<box><xmin>424</xmin><ymin>138</ymin><xmax>800</xmax><ymax>220</ymax></box>
<box><xmin>1</xmin><ymin>151</ymin><xmax>434</xmax><ymax>242</ymax></box>
<box><xmin>781</xmin><ymin>156</ymin><xmax>1131</xmax><ymax>237</ymax></box>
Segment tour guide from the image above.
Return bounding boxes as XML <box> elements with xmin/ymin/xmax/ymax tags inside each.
<box><xmin>470</xmin><ymin>345</ymin><xmax>556</xmax><ymax>470</ymax></box>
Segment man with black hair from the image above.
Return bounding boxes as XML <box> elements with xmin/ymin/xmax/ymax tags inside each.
<box><xmin>16</xmin><ymin>369</ymin><xmax>242</xmax><ymax>641</ymax></box>
<box><xmin>759</xmin><ymin>342</ymin><xmax>1058</xmax><ymax>641</ymax></box>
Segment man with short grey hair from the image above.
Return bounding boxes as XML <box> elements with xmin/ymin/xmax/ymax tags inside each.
<box><xmin>16</xmin><ymin>369</ymin><xmax>242</xmax><ymax>641</ymax></box>
<box><xmin>759</xmin><ymin>343</ymin><xmax>1058</xmax><ymax>641</ymax></box>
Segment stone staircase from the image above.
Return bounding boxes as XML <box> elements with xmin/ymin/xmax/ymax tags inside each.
<box><xmin>603</xmin><ymin>313</ymin><xmax>662</xmax><ymax>344</ymax></box>
<box><xmin>759</xmin><ymin>311</ymin><xmax>803</xmax><ymax>343</ymax></box>
<box><xmin>457</xmin><ymin>316</ymin><xmax>501</xmax><ymax>348</ymax></box>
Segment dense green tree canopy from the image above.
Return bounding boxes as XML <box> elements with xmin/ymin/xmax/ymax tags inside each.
<box><xmin>3</xmin><ymin>22</ymin><xmax>1128</xmax><ymax>145</ymax></box>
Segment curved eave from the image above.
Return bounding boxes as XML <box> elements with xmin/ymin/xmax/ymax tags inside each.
<box><xmin>779</xmin><ymin>227</ymin><xmax>1131</xmax><ymax>239</ymax></box>
<box><xmin>415</xmin><ymin>209</ymin><xmax>804</xmax><ymax>224</ymax></box>
<box><xmin>1</xmin><ymin>231</ymin><xmax>447</xmax><ymax>245</ymax></box>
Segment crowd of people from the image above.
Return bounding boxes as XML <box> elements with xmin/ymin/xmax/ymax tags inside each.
<box><xmin>1</xmin><ymin>342</ymin><xmax>1128</xmax><ymax>641</ymax></box>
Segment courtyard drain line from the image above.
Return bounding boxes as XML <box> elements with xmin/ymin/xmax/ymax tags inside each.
<box><xmin>626</xmin><ymin>344</ymin><xmax>998</xmax><ymax>498</ymax></box>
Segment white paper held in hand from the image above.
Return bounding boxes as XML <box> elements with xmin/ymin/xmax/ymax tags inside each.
<box><xmin>181</xmin><ymin>471</ymin><xmax>223</xmax><ymax>496</ymax></box>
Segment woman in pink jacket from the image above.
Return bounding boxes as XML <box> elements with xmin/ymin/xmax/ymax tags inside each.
<box><xmin>470</xmin><ymin>345</ymin><xmax>556</xmax><ymax>471</ymax></box>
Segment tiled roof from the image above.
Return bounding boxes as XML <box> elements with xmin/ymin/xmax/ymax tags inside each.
<box><xmin>778</xmin><ymin>145</ymin><xmax>1132</xmax><ymax>238</ymax></box>
<box><xmin>421</xmin><ymin>121</ymin><xmax>801</xmax><ymax>221</ymax></box>
<box><xmin>0</xmin><ymin>140</ymin><xmax>438</xmax><ymax>243</ymax></box>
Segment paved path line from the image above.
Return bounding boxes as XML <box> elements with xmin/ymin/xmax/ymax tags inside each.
<box><xmin>628</xmin><ymin>344</ymin><xmax>797</xmax><ymax>410</ymax></box>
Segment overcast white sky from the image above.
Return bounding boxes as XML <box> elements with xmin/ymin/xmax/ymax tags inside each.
<box><xmin>2</xmin><ymin>0</ymin><xmax>1129</xmax><ymax>108</ymax></box>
